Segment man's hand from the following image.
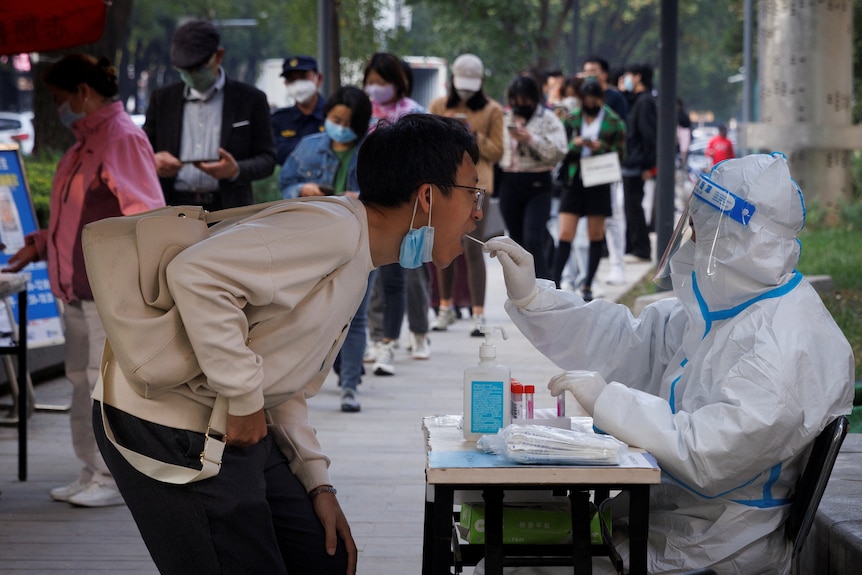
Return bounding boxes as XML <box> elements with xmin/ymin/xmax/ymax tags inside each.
<box><xmin>483</xmin><ymin>237</ymin><xmax>537</xmax><ymax>304</ymax></box>
<box><xmin>225</xmin><ymin>409</ymin><xmax>267</xmax><ymax>448</ymax></box>
<box><xmin>195</xmin><ymin>147</ymin><xmax>240</xmax><ymax>181</ymax></box>
<box><xmin>154</xmin><ymin>151</ymin><xmax>183</xmax><ymax>178</ymax></box>
<box><xmin>547</xmin><ymin>370</ymin><xmax>608</xmax><ymax>416</ymax></box>
<box><xmin>312</xmin><ymin>489</ymin><xmax>357</xmax><ymax>575</ymax></box>
<box><xmin>300</xmin><ymin>183</ymin><xmax>327</xmax><ymax>197</ymax></box>
<box><xmin>2</xmin><ymin>244</ymin><xmax>38</xmax><ymax>273</ymax></box>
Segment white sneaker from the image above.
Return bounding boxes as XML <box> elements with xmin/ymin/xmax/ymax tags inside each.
<box><xmin>67</xmin><ymin>481</ymin><xmax>125</xmax><ymax>508</ymax></box>
<box><xmin>410</xmin><ymin>332</ymin><xmax>430</xmax><ymax>360</ymax></box>
<box><xmin>49</xmin><ymin>479</ymin><xmax>89</xmax><ymax>502</ymax></box>
<box><xmin>606</xmin><ymin>263</ymin><xmax>626</xmax><ymax>285</ymax></box>
<box><xmin>373</xmin><ymin>341</ymin><xmax>396</xmax><ymax>375</ymax></box>
<box><xmin>430</xmin><ymin>307</ymin><xmax>457</xmax><ymax>331</ymax></box>
<box><xmin>470</xmin><ymin>315</ymin><xmax>486</xmax><ymax>338</ymax></box>
<box><xmin>363</xmin><ymin>340</ymin><xmax>381</xmax><ymax>363</ymax></box>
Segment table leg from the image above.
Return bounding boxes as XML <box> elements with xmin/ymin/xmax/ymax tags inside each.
<box><xmin>570</xmin><ymin>489</ymin><xmax>592</xmax><ymax>574</ymax></box>
<box><xmin>628</xmin><ymin>485</ymin><xmax>650</xmax><ymax>575</ymax></box>
<box><xmin>483</xmin><ymin>487</ymin><xmax>504</xmax><ymax>574</ymax></box>
<box><xmin>429</xmin><ymin>484</ymin><xmax>454</xmax><ymax>575</ymax></box>
<box><xmin>17</xmin><ymin>289</ymin><xmax>27</xmax><ymax>481</ymax></box>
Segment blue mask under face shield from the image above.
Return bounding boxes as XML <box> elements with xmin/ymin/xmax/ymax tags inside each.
<box><xmin>399</xmin><ymin>190</ymin><xmax>435</xmax><ymax>269</ymax></box>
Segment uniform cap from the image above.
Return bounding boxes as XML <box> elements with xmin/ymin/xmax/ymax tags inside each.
<box><xmin>281</xmin><ymin>55</ymin><xmax>319</xmax><ymax>76</ymax></box>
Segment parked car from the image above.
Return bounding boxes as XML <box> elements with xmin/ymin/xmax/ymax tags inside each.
<box><xmin>0</xmin><ymin>111</ymin><xmax>35</xmax><ymax>155</ymax></box>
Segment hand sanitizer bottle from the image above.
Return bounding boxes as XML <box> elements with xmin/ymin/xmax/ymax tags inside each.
<box><xmin>463</xmin><ymin>326</ymin><xmax>511</xmax><ymax>441</ymax></box>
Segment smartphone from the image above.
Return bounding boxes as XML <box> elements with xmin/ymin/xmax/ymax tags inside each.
<box><xmin>507</xmin><ymin>124</ymin><xmax>517</xmax><ymax>131</ymax></box>
<box><xmin>318</xmin><ymin>184</ymin><xmax>335</xmax><ymax>196</ymax></box>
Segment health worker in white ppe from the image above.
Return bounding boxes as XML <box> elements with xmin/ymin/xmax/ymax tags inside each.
<box><xmin>483</xmin><ymin>152</ymin><xmax>854</xmax><ymax>574</ymax></box>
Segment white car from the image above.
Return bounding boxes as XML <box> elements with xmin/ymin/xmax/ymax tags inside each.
<box><xmin>0</xmin><ymin>111</ymin><xmax>35</xmax><ymax>155</ymax></box>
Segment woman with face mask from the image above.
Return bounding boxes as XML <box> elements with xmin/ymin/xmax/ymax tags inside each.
<box><xmin>552</xmin><ymin>81</ymin><xmax>627</xmax><ymax>301</ymax></box>
<box><xmin>428</xmin><ymin>54</ymin><xmax>504</xmax><ymax>337</ymax></box>
<box><xmin>278</xmin><ymin>86</ymin><xmax>373</xmax><ymax>412</ymax></box>
<box><xmin>362</xmin><ymin>53</ymin><xmax>433</xmax><ymax>377</ymax></box>
<box><xmin>3</xmin><ymin>54</ymin><xmax>165</xmax><ymax>508</ymax></box>
<box><xmin>363</xmin><ymin>52</ymin><xmax>426</xmax><ymax>129</ymax></box>
<box><xmin>498</xmin><ymin>75</ymin><xmax>568</xmax><ymax>280</ymax></box>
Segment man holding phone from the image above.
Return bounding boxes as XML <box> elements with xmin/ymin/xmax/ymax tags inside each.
<box><xmin>144</xmin><ymin>20</ymin><xmax>275</xmax><ymax>210</ymax></box>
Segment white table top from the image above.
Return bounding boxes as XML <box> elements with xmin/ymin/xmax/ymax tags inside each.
<box><xmin>423</xmin><ymin>415</ymin><xmax>662</xmax><ymax>486</ymax></box>
<box><xmin>0</xmin><ymin>272</ymin><xmax>29</xmax><ymax>298</ymax></box>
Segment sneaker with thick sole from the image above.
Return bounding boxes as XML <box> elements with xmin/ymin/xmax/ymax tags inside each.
<box><xmin>606</xmin><ymin>263</ymin><xmax>626</xmax><ymax>285</ymax></box>
<box><xmin>340</xmin><ymin>389</ymin><xmax>361</xmax><ymax>412</ymax></box>
<box><xmin>363</xmin><ymin>340</ymin><xmax>381</xmax><ymax>363</ymax></box>
<box><xmin>67</xmin><ymin>481</ymin><xmax>125</xmax><ymax>508</ymax></box>
<box><xmin>470</xmin><ymin>315</ymin><xmax>486</xmax><ymax>337</ymax></box>
<box><xmin>430</xmin><ymin>307</ymin><xmax>457</xmax><ymax>331</ymax></box>
<box><xmin>49</xmin><ymin>479</ymin><xmax>89</xmax><ymax>502</ymax></box>
<box><xmin>410</xmin><ymin>332</ymin><xmax>430</xmax><ymax>360</ymax></box>
<box><xmin>373</xmin><ymin>341</ymin><xmax>396</xmax><ymax>375</ymax></box>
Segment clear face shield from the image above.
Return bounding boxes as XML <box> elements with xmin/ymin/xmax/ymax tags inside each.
<box><xmin>653</xmin><ymin>174</ymin><xmax>757</xmax><ymax>289</ymax></box>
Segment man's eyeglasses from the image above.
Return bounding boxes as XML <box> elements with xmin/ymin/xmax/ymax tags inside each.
<box><xmin>436</xmin><ymin>184</ymin><xmax>486</xmax><ymax>211</ymax></box>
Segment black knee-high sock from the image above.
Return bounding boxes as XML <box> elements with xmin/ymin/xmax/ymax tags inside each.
<box><xmin>584</xmin><ymin>240</ymin><xmax>604</xmax><ymax>289</ymax></box>
<box><xmin>552</xmin><ymin>240</ymin><xmax>572</xmax><ymax>288</ymax></box>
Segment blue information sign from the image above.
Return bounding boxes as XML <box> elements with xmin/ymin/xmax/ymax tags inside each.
<box><xmin>0</xmin><ymin>146</ymin><xmax>65</xmax><ymax>348</ymax></box>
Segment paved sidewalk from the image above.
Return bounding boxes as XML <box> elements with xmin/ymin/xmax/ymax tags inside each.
<box><xmin>0</xmin><ymin>254</ymin><xmax>653</xmax><ymax>574</ymax></box>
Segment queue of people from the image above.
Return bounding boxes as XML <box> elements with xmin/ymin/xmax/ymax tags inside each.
<box><xmin>13</xmin><ymin>14</ymin><xmax>842</xmax><ymax>575</ymax></box>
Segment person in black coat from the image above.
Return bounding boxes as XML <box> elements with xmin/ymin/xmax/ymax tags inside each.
<box><xmin>143</xmin><ymin>20</ymin><xmax>275</xmax><ymax>210</ymax></box>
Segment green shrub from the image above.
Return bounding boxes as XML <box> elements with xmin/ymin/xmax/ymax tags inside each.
<box><xmin>21</xmin><ymin>153</ymin><xmax>60</xmax><ymax>230</ymax></box>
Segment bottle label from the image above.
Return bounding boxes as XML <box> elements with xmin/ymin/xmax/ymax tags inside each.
<box><xmin>470</xmin><ymin>380</ymin><xmax>505</xmax><ymax>434</ymax></box>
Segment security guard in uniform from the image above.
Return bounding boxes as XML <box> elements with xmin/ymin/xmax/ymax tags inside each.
<box><xmin>271</xmin><ymin>55</ymin><xmax>326</xmax><ymax>165</ymax></box>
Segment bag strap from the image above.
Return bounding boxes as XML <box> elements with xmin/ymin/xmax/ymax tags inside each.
<box><xmin>99</xmin><ymin>341</ymin><xmax>228</xmax><ymax>484</ymax></box>
<box><xmin>200</xmin><ymin>199</ymin><xmax>287</xmax><ymax>225</ymax></box>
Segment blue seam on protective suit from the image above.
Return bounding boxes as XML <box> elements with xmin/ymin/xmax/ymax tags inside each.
<box><xmin>731</xmin><ymin>465</ymin><xmax>792</xmax><ymax>509</ymax></box>
<box><xmin>663</xmin><ymin>468</ymin><xmax>760</xmax><ymax>499</ymax></box>
<box><xmin>592</xmin><ymin>424</ymin><xmax>609</xmax><ymax>435</ymax></box>
<box><xmin>669</xmin><ymin>375</ymin><xmax>681</xmax><ymax>415</ymax></box>
<box><xmin>691</xmin><ymin>271</ymin><xmax>803</xmax><ymax>339</ymax></box>
<box><xmin>668</xmin><ymin>360</ymin><xmax>688</xmax><ymax>415</ymax></box>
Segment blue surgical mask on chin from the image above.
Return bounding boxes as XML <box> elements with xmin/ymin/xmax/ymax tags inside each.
<box><xmin>57</xmin><ymin>101</ymin><xmax>85</xmax><ymax>129</ymax></box>
<box><xmin>324</xmin><ymin>119</ymin><xmax>358</xmax><ymax>144</ymax></box>
<box><xmin>399</xmin><ymin>191</ymin><xmax>435</xmax><ymax>269</ymax></box>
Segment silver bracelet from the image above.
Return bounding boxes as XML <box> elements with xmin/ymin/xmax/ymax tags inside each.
<box><xmin>309</xmin><ymin>485</ymin><xmax>337</xmax><ymax>499</ymax></box>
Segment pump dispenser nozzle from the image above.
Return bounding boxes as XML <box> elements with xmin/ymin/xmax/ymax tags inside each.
<box><xmin>479</xmin><ymin>326</ymin><xmax>507</xmax><ymax>360</ymax></box>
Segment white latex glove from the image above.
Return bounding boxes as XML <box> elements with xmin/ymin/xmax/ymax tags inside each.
<box><xmin>547</xmin><ymin>370</ymin><xmax>608</xmax><ymax>417</ymax></box>
<box><xmin>484</xmin><ymin>237</ymin><xmax>538</xmax><ymax>305</ymax></box>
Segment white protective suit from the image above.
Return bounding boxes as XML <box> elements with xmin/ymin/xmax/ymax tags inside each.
<box><xmin>505</xmin><ymin>153</ymin><xmax>854</xmax><ymax>574</ymax></box>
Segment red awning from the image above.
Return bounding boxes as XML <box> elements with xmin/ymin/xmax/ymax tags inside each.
<box><xmin>0</xmin><ymin>0</ymin><xmax>108</xmax><ymax>56</ymax></box>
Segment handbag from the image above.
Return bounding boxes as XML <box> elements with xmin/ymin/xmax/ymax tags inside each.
<box><xmin>481</xmin><ymin>197</ymin><xmax>506</xmax><ymax>241</ymax></box>
<box><xmin>579</xmin><ymin>152</ymin><xmax>622</xmax><ymax>187</ymax></box>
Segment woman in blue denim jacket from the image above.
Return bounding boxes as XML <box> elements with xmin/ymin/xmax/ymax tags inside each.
<box><xmin>279</xmin><ymin>86</ymin><xmax>372</xmax><ymax>199</ymax></box>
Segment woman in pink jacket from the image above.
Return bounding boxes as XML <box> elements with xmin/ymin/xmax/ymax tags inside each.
<box><xmin>4</xmin><ymin>54</ymin><xmax>164</xmax><ymax>507</ymax></box>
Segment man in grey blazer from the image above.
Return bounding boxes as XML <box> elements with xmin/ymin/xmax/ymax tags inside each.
<box><xmin>144</xmin><ymin>20</ymin><xmax>275</xmax><ymax>210</ymax></box>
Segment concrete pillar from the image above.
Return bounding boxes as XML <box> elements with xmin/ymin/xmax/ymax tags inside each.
<box><xmin>740</xmin><ymin>0</ymin><xmax>862</xmax><ymax>221</ymax></box>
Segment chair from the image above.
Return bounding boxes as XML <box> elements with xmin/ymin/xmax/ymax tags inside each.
<box><xmin>784</xmin><ymin>415</ymin><xmax>849</xmax><ymax>575</ymax></box>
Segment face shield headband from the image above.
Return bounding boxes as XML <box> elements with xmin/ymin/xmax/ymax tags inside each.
<box><xmin>654</xmin><ymin>174</ymin><xmax>768</xmax><ymax>289</ymax></box>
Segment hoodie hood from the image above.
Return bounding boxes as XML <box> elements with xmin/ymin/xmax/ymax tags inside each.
<box><xmin>682</xmin><ymin>153</ymin><xmax>805</xmax><ymax>313</ymax></box>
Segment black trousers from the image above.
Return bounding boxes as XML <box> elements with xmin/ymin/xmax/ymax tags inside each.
<box><xmin>498</xmin><ymin>170</ymin><xmax>554</xmax><ymax>280</ymax></box>
<box><xmin>93</xmin><ymin>402</ymin><xmax>348</xmax><ymax>574</ymax></box>
<box><xmin>622</xmin><ymin>175</ymin><xmax>652</xmax><ymax>259</ymax></box>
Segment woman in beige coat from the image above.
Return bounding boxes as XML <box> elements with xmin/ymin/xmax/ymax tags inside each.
<box><xmin>428</xmin><ymin>54</ymin><xmax>504</xmax><ymax>336</ymax></box>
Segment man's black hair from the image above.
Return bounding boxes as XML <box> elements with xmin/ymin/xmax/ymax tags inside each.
<box><xmin>625</xmin><ymin>63</ymin><xmax>653</xmax><ymax>90</ymax></box>
<box><xmin>324</xmin><ymin>86</ymin><xmax>373</xmax><ymax>141</ymax></box>
<box><xmin>357</xmin><ymin>114</ymin><xmax>479</xmax><ymax>208</ymax></box>
<box><xmin>583</xmin><ymin>55</ymin><xmax>610</xmax><ymax>73</ymax></box>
